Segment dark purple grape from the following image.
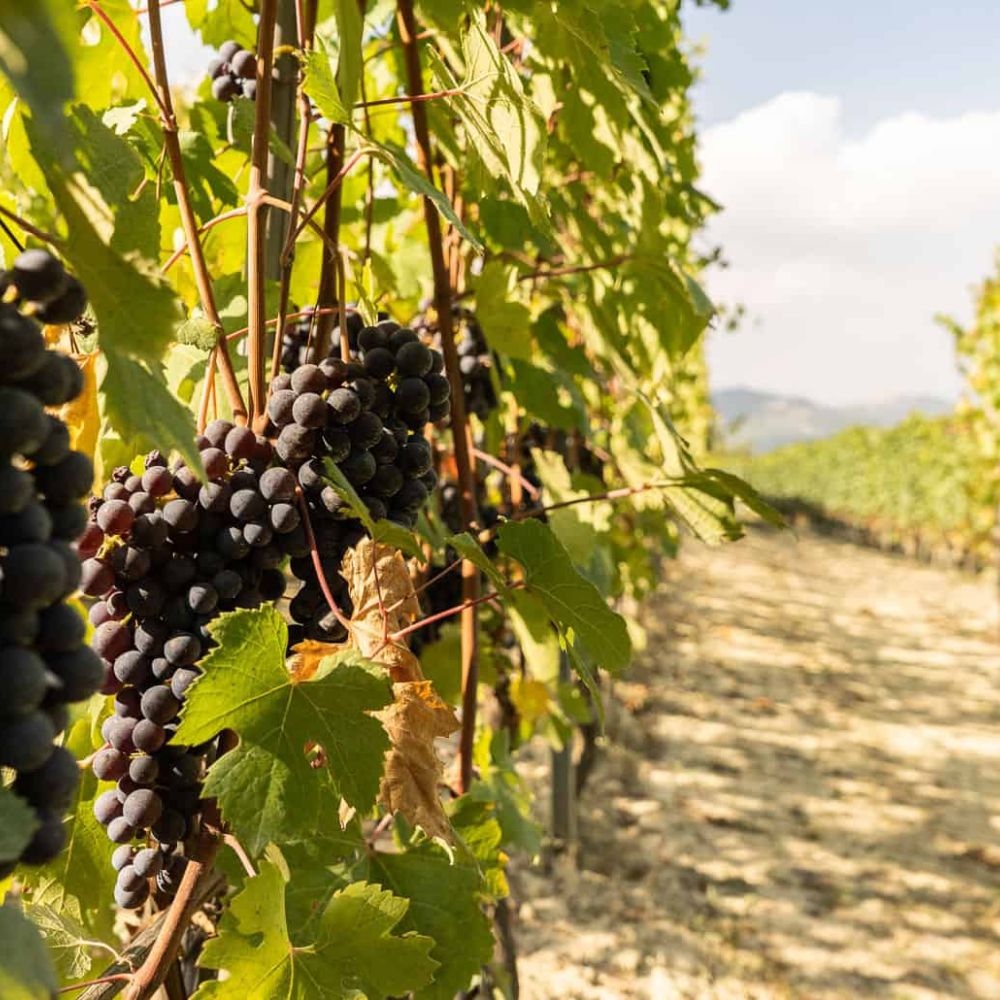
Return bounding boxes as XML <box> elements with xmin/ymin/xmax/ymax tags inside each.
<box><xmin>94</xmin><ymin>790</ymin><xmax>124</xmax><ymax>826</ymax></box>
<box><xmin>132</xmin><ymin>719</ymin><xmax>166</xmax><ymax>754</ymax></box>
<box><xmin>93</xmin><ymin>748</ymin><xmax>129</xmax><ymax>782</ymax></box>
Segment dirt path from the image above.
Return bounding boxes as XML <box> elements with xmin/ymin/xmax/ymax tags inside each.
<box><xmin>513</xmin><ymin>528</ymin><xmax>1000</xmax><ymax>999</ymax></box>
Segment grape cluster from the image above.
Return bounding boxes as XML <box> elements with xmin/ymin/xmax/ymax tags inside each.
<box><xmin>1</xmin><ymin>248</ymin><xmax>88</xmax><ymax>326</ymax></box>
<box><xmin>267</xmin><ymin>319</ymin><xmax>449</xmax><ymax>642</ymax></box>
<box><xmin>208</xmin><ymin>40</ymin><xmax>257</xmax><ymax>103</ymax></box>
<box><xmin>83</xmin><ymin>427</ymin><xmax>305</xmax><ymax>908</ymax></box>
<box><xmin>0</xmin><ymin>263</ymin><xmax>99</xmax><ymax>875</ymax></box>
<box><xmin>413</xmin><ymin>306</ymin><xmax>497</xmax><ymax>420</ymax></box>
<box><xmin>279</xmin><ymin>308</ymin><xmax>366</xmax><ymax>374</ymax></box>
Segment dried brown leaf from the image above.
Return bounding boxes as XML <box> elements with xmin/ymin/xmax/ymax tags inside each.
<box><xmin>376</xmin><ymin>680</ymin><xmax>459</xmax><ymax>843</ymax></box>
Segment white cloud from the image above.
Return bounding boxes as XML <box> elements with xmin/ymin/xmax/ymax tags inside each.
<box><xmin>698</xmin><ymin>92</ymin><xmax>1000</xmax><ymax>405</ymax></box>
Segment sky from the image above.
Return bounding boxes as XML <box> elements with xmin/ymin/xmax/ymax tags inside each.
<box><xmin>682</xmin><ymin>1</ymin><xmax>1000</xmax><ymax>405</ymax></box>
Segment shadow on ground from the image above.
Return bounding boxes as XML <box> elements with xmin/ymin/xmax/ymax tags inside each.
<box><xmin>513</xmin><ymin>528</ymin><xmax>1000</xmax><ymax>1000</ymax></box>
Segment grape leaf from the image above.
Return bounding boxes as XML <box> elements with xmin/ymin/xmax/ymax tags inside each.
<box><xmin>472</xmin><ymin>262</ymin><xmax>533</xmax><ymax>360</ymax></box>
<box><xmin>174</xmin><ymin>607</ymin><xmax>393</xmax><ymax>855</ymax></box>
<box><xmin>446</xmin><ymin>532</ymin><xmax>506</xmax><ymax>591</ymax></box>
<box><xmin>0</xmin><ymin>905</ymin><xmax>58</xmax><ymax>1000</ymax></box>
<box><xmin>498</xmin><ymin>519</ymin><xmax>631</xmax><ymax>672</ymax></box>
<box><xmin>195</xmin><ymin>857</ymin><xmax>438</xmax><ymax>999</ymax></box>
<box><xmin>376</xmin><ymin>681</ymin><xmax>459</xmax><ymax>843</ymax></box>
<box><xmin>0</xmin><ymin>0</ymin><xmax>75</xmax><ymax>154</ymax></box>
<box><xmin>365</xmin><ymin>140</ymin><xmax>482</xmax><ymax>250</ymax></box>
<box><xmin>333</xmin><ymin>0</ymin><xmax>363</xmax><ymax>113</ymax></box>
<box><xmin>427</xmin><ymin>17</ymin><xmax>549</xmax><ymax>229</ymax></box>
<box><xmin>22</xmin><ymin>903</ymin><xmax>100</xmax><ymax>981</ymax></box>
<box><xmin>100</xmin><ymin>352</ymin><xmax>202</xmax><ymax>476</ymax></box>
<box><xmin>321</xmin><ymin>458</ymin><xmax>424</xmax><ymax>558</ymax></box>
<box><xmin>359</xmin><ymin>836</ymin><xmax>495</xmax><ymax>1000</ymax></box>
<box><xmin>302</xmin><ymin>44</ymin><xmax>349</xmax><ymax>125</ymax></box>
<box><xmin>0</xmin><ymin>788</ymin><xmax>36</xmax><ymax>864</ymax></box>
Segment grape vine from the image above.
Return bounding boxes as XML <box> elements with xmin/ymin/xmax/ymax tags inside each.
<box><xmin>0</xmin><ymin>1</ymin><xmax>760</xmax><ymax>997</ymax></box>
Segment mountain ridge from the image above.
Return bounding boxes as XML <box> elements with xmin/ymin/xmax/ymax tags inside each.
<box><xmin>713</xmin><ymin>386</ymin><xmax>954</xmax><ymax>453</ymax></box>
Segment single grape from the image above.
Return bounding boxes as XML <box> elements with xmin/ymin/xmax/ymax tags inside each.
<box><xmin>114</xmin><ymin>880</ymin><xmax>150</xmax><ymax>910</ymax></box>
<box><xmin>163</xmin><ymin>633</ymin><xmax>201</xmax><ymax>667</ymax></box>
<box><xmin>162</xmin><ymin>499</ymin><xmax>198</xmax><ymax>533</ymax></box>
<box><xmin>394</xmin><ymin>340</ymin><xmax>433</xmax><ymax>377</ymax></box>
<box><xmin>0</xmin><ymin>503</ymin><xmax>53</xmax><ymax>545</ymax></box>
<box><xmin>30</xmin><ymin>415</ymin><xmax>71</xmax><ymax>466</ymax></box>
<box><xmin>123</xmin><ymin>788</ymin><xmax>163</xmax><ymax>829</ymax></box>
<box><xmin>224</xmin><ymin>425</ymin><xmax>257</xmax><ymax>461</ymax></box>
<box><xmin>34</xmin><ymin>450</ymin><xmax>93</xmax><ymax>505</ymax></box>
<box><xmin>326</xmin><ymin>388</ymin><xmax>361</xmax><ymax>425</ymax></box>
<box><xmin>105</xmin><ymin>716</ymin><xmax>138</xmax><ymax>754</ymax></box>
<box><xmin>106</xmin><ymin>816</ymin><xmax>136</xmax><ymax>845</ymax></box>
<box><xmin>93</xmin><ymin>747</ymin><xmax>129</xmax><ymax>782</ymax></box>
<box><xmin>94</xmin><ymin>789</ymin><xmax>123</xmax><ymax>826</ymax></box>
<box><xmin>114</xmin><ymin>687</ymin><xmax>141</xmax><ymax>718</ymax></box>
<box><xmin>291</xmin><ymin>364</ymin><xmax>327</xmax><ymax>395</ymax></box>
<box><xmin>276</xmin><ymin>424</ymin><xmax>316</xmax><ymax>463</ymax></box>
<box><xmin>141</xmin><ymin>465</ymin><xmax>173</xmax><ymax>497</ymax></box>
<box><xmin>132</xmin><ymin>847</ymin><xmax>163</xmax><ymax>878</ymax></box>
<box><xmin>14</xmin><ymin>746</ymin><xmax>78</xmax><ymax>811</ymax></box>
<box><xmin>230</xmin><ymin>489</ymin><xmax>265</xmax><ymax>522</ymax></box>
<box><xmin>269</xmin><ymin>502</ymin><xmax>300</xmax><ymax>534</ymax></box>
<box><xmin>113</xmin><ymin>650</ymin><xmax>152</xmax><ymax>687</ymax></box>
<box><xmin>348</xmin><ymin>411</ymin><xmax>383</xmax><ymax>450</ymax></box>
<box><xmin>170</xmin><ymin>667</ymin><xmax>200</xmax><ymax>700</ymax></box>
<box><xmin>132</xmin><ymin>719</ymin><xmax>166</xmax><ymax>754</ymax></box>
<box><xmin>151</xmin><ymin>808</ymin><xmax>187</xmax><ymax>845</ymax></box>
<box><xmin>112</xmin><ymin>844</ymin><xmax>134</xmax><ymax>871</ymax></box>
<box><xmin>11</xmin><ymin>249</ymin><xmax>66</xmax><ymax>301</ymax></box>
<box><xmin>395</xmin><ymin>377</ymin><xmax>431</xmax><ymax>414</ymax></box>
<box><xmin>186</xmin><ymin>582</ymin><xmax>219</xmax><ymax>615</ymax></box>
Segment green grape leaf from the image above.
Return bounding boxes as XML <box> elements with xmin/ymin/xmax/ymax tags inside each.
<box><xmin>67</xmin><ymin>105</ymin><xmax>160</xmax><ymax>260</ymax></box>
<box><xmin>365</xmin><ymin>140</ymin><xmax>482</xmax><ymax>250</ymax></box>
<box><xmin>0</xmin><ymin>0</ymin><xmax>75</xmax><ymax>154</ymax></box>
<box><xmin>498</xmin><ymin>519</ymin><xmax>630</xmax><ymax>673</ymax></box>
<box><xmin>22</xmin><ymin>903</ymin><xmax>101</xmax><ymax>982</ymax></box>
<box><xmin>0</xmin><ymin>787</ymin><xmax>37</xmax><ymax>864</ymax></box>
<box><xmin>174</xmin><ymin>607</ymin><xmax>393</xmax><ymax>855</ymax></box>
<box><xmin>0</xmin><ymin>905</ymin><xmax>58</xmax><ymax>1000</ymax></box>
<box><xmin>359</xmin><ymin>838</ymin><xmax>495</xmax><ymax>1000</ymax></box>
<box><xmin>18</xmin><ymin>714</ymin><xmax>119</xmax><ymax>944</ymax></box>
<box><xmin>100</xmin><ymin>352</ymin><xmax>203</xmax><ymax>476</ymax></box>
<box><xmin>184</xmin><ymin>0</ymin><xmax>256</xmax><ymax>47</ymax></box>
<box><xmin>302</xmin><ymin>43</ymin><xmax>349</xmax><ymax>125</ymax></box>
<box><xmin>701</xmin><ymin>468</ymin><xmax>787</xmax><ymax>529</ymax></box>
<box><xmin>321</xmin><ymin>458</ymin><xmax>424</xmax><ymax>558</ymax></box>
<box><xmin>334</xmin><ymin>0</ymin><xmax>363</xmax><ymax>113</ymax></box>
<box><xmin>427</xmin><ymin>17</ymin><xmax>549</xmax><ymax>229</ymax></box>
<box><xmin>176</xmin><ymin>316</ymin><xmax>218</xmax><ymax>352</ymax></box>
<box><xmin>473</xmin><ymin>262</ymin><xmax>533</xmax><ymax>360</ymax></box>
<box><xmin>195</xmin><ymin>858</ymin><xmax>438</xmax><ymax>999</ymax></box>
<box><xmin>445</xmin><ymin>532</ymin><xmax>506</xmax><ymax>591</ymax></box>
<box><xmin>467</xmin><ymin>735</ymin><xmax>543</xmax><ymax>858</ymax></box>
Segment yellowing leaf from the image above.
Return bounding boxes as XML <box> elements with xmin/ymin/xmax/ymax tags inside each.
<box><xmin>52</xmin><ymin>352</ymin><xmax>99</xmax><ymax>466</ymax></box>
<box><xmin>510</xmin><ymin>676</ymin><xmax>550</xmax><ymax>725</ymax></box>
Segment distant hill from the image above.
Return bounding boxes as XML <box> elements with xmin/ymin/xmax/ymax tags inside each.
<box><xmin>712</xmin><ymin>387</ymin><xmax>954</xmax><ymax>454</ymax></box>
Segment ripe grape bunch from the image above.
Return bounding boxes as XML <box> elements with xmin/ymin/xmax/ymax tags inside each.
<box><xmin>414</xmin><ymin>306</ymin><xmax>497</xmax><ymax>420</ymax></box>
<box><xmin>267</xmin><ymin>319</ymin><xmax>449</xmax><ymax>642</ymax></box>
<box><xmin>0</xmin><ymin>251</ymin><xmax>101</xmax><ymax>874</ymax></box>
<box><xmin>207</xmin><ymin>40</ymin><xmax>257</xmax><ymax>103</ymax></box>
<box><xmin>83</xmin><ymin>426</ymin><xmax>306</xmax><ymax>908</ymax></box>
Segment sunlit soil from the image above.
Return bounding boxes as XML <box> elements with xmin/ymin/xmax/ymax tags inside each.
<box><xmin>513</xmin><ymin>528</ymin><xmax>1000</xmax><ymax>999</ymax></box>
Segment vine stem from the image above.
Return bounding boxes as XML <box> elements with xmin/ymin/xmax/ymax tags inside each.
<box><xmin>0</xmin><ymin>204</ymin><xmax>63</xmax><ymax>248</ymax></box>
<box><xmin>389</xmin><ymin>582</ymin><xmax>522</xmax><ymax>643</ymax></box>
<box><xmin>295</xmin><ymin>490</ymin><xmax>352</xmax><ymax>627</ymax></box>
<box><xmin>0</xmin><ymin>216</ymin><xmax>25</xmax><ymax>253</ymax></box>
<box><xmin>161</xmin><ymin>207</ymin><xmax>247</xmax><ymax>273</ymax></box>
<box><xmin>516</xmin><ymin>255</ymin><xmax>631</xmax><ymax>282</ymax></box>
<box><xmin>122</xmin><ymin>815</ymin><xmax>223</xmax><ymax>999</ymax></box>
<box><xmin>144</xmin><ymin>0</ymin><xmax>247</xmax><ymax>423</ymax></box>
<box><xmin>271</xmin><ymin>0</ymin><xmax>318</xmax><ymax>384</ymax></box>
<box><xmin>313</xmin><ymin>124</ymin><xmax>347</xmax><ymax>361</ymax></box>
<box><xmin>59</xmin><ymin>975</ymin><xmax>132</xmax><ymax>994</ymax></box>
<box><xmin>290</xmin><ymin>147</ymin><xmax>366</xmax><ymax>247</ymax></box>
<box><xmin>353</xmin><ymin>85</ymin><xmax>465</xmax><ymax>109</ymax></box>
<box><xmin>472</xmin><ymin>447</ymin><xmax>540</xmax><ymax>499</ymax></box>
<box><xmin>397</xmin><ymin>0</ymin><xmax>481</xmax><ymax>795</ymax></box>
<box><xmin>85</xmin><ymin>2</ymin><xmax>170</xmax><ymax>121</ymax></box>
<box><xmin>247</xmin><ymin>0</ymin><xmax>280</xmax><ymax>428</ymax></box>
